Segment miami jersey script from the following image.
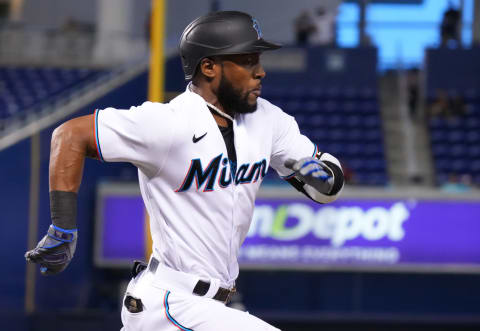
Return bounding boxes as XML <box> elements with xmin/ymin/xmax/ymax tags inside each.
<box><xmin>94</xmin><ymin>86</ymin><xmax>317</xmax><ymax>288</ymax></box>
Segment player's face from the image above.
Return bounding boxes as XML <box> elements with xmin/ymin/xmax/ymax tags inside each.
<box><xmin>215</xmin><ymin>53</ymin><xmax>266</xmax><ymax>114</ymax></box>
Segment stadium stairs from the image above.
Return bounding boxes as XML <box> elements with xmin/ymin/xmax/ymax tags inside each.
<box><xmin>379</xmin><ymin>70</ymin><xmax>434</xmax><ymax>186</ymax></box>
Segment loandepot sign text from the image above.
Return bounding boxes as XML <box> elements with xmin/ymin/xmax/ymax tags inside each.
<box><xmin>247</xmin><ymin>202</ymin><xmax>409</xmax><ymax>246</ymax></box>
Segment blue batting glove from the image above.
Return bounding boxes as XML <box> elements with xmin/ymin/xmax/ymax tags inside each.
<box><xmin>25</xmin><ymin>225</ymin><xmax>77</xmax><ymax>275</ymax></box>
<box><xmin>285</xmin><ymin>157</ymin><xmax>334</xmax><ymax>194</ymax></box>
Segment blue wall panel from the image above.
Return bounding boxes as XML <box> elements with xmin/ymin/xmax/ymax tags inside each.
<box><xmin>0</xmin><ymin>139</ymin><xmax>31</xmax><ymax>311</ymax></box>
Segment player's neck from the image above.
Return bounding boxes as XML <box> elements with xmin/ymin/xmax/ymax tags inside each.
<box><xmin>190</xmin><ymin>82</ymin><xmax>233</xmax><ymax>127</ymax></box>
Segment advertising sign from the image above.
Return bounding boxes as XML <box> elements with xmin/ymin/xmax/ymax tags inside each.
<box><xmin>95</xmin><ymin>186</ymin><xmax>480</xmax><ymax>272</ymax></box>
<box><xmin>240</xmin><ymin>199</ymin><xmax>480</xmax><ymax>271</ymax></box>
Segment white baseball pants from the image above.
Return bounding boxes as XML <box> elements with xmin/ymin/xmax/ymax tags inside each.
<box><xmin>120</xmin><ymin>263</ymin><xmax>281</xmax><ymax>331</ymax></box>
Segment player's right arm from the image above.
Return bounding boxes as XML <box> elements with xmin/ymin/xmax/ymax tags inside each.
<box><xmin>49</xmin><ymin>114</ymin><xmax>99</xmax><ymax>192</ymax></box>
<box><xmin>25</xmin><ymin>114</ymin><xmax>99</xmax><ymax>275</ymax></box>
<box><xmin>25</xmin><ymin>103</ymin><xmax>177</xmax><ymax>275</ymax></box>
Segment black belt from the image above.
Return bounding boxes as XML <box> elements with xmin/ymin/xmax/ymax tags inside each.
<box><xmin>193</xmin><ymin>279</ymin><xmax>236</xmax><ymax>303</ymax></box>
<box><xmin>131</xmin><ymin>260</ymin><xmax>236</xmax><ymax>304</ymax></box>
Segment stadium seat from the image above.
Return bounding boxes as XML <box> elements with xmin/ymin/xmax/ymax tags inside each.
<box><xmin>363</xmin><ymin>115</ymin><xmax>380</xmax><ymax>128</ymax></box>
<box><xmin>451</xmin><ymin>159</ymin><xmax>469</xmax><ymax>173</ymax></box>
<box><xmin>345</xmin><ymin>115</ymin><xmax>362</xmax><ymax>128</ymax></box>
<box><xmin>321</xmin><ymin>100</ymin><xmax>339</xmax><ymax>114</ymax></box>
<box><xmin>465</xmin><ymin>116</ymin><xmax>480</xmax><ymax>130</ymax></box>
<box><xmin>450</xmin><ymin>144</ymin><xmax>468</xmax><ymax>157</ymax></box>
<box><xmin>468</xmin><ymin>145</ymin><xmax>480</xmax><ymax>158</ymax></box>
<box><xmin>430</xmin><ymin>130</ymin><xmax>447</xmax><ymax>143</ymax></box>
<box><xmin>304</xmin><ymin>100</ymin><xmax>320</xmax><ymax>113</ymax></box>
<box><xmin>364</xmin><ymin>129</ymin><xmax>382</xmax><ymax>142</ymax></box>
<box><xmin>464</xmin><ymin>88</ymin><xmax>479</xmax><ymax>102</ymax></box>
<box><xmin>470</xmin><ymin>160</ymin><xmax>480</xmax><ymax>173</ymax></box>
<box><xmin>284</xmin><ymin>100</ymin><xmax>302</xmax><ymax>114</ymax></box>
<box><xmin>0</xmin><ymin>66</ymin><xmax>107</xmax><ymax>124</ymax></box>
<box><xmin>447</xmin><ymin>130</ymin><xmax>466</xmax><ymax>143</ymax></box>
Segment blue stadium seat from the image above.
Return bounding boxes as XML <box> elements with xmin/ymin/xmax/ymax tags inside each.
<box><xmin>430</xmin><ymin>130</ymin><xmax>447</xmax><ymax>142</ymax></box>
<box><xmin>445</xmin><ymin>118</ymin><xmax>462</xmax><ymax>130</ymax></box>
<box><xmin>311</xmin><ymin>130</ymin><xmax>329</xmax><ymax>143</ymax></box>
<box><xmin>359</xmin><ymin>87</ymin><xmax>376</xmax><ymax>100</ymax></box>
<box><xmin>322</xmin><ymin>142</ymin><xmax>342</xmax><ymax>155</ymax></box>
<box><xmin>321</xmin><ymin>100</ymin><xmax>339</xmax><ymax>114</ymax></box>
<box><xmin>447</xmin><ymin>130</ymin><xmax>466</xmax><ymax>143</ymax></box>
<box><xmin>329</xmin><ymin>115</ymin><xmax>344</xmax><ymax>128</ymax></box>
<box><xmin>451</xmin><ymin>159</ymin><xmax>469</xmax><ymax>173</ymax></box>
<box><xmin>363</xmin><ymin>115</ymin><xmax>380</xmax><ymax>128</ymax></box>
<box><xmin>307</xmin><ymin>86</ymin><xmax>325</xmax><ymax>100</ymax></box>
<box><xmin>347</xmin><ymin>157</ymin><xmax>364</xmax><ymax>170</ymax></box>
<box><xmin>429</xmin><ymin>118</ymin><xmax>445</xmax><ymax>130</ymax></box>
<box><xmin>309</xmin><ymin>115</ymin><xmax>326</xmax><ymax>128</ymax></box>
<box><xmin>468</xmin><ymin>145</ymin><xmax>480</xmax><ymax>158</ymax></box>
<box><xmin>432</xmin><ymin>144</ymin><xmax>448</xmax><ymax>157</ymax></box>
<box><xmin>464</xmin><ymin>88</ymin><xmax>479</xmax><ymax>102</ymax></box>
<box><xmin>466</xmin><ymin>131</ymin><xmax>480</xmax><ymax>144</ymax></box>
<box><xmin>364</xmin><ymin>143</ymin><xmax>384</xmax><ymax>156</ymax></box>
<box><xmin>470</xmin><ymin>160</ymin><xmax>480</xmax><ymax>173</ymax></box>
<box><xmin>304</xmin><ymin>100</ymin><xmax>320</xmax><ymax>113</ymax></box>
<box><xmin>345</xmin><ymin>115</ymin><xmax>362</xmax><ymax>128</ymax></box>
<box><xmin>284</xmin><ymin>100</ymin><xmax>302</xmax><ymax>114</ymax></box>
<box><xmin>450</xmin><ymin>144</ymin><xmax>467</xmax><ymax>157</ymax></box>
<box><xmin>465</xmin><ymin>116</ymin><xmax>480</xmax><ymax>130</ymax></box>
<box><xmin>288</xmin><ymin>85</ymin><xmax>309</xmax><ymax>100</ymax></box>
<box><xmin>358</xmin><ymin>101</ymin><xmax>378</xmax><ymax>114</ymax></box>
<box><xmin>469</xmin><ymin>104</ymin><xmax>480</xmax><ymax>114</ymax></box>
<box><xmin>344</xmin><ymin>144</ymin><xmax>362</xmax><ymax>156</ymax></box>
<box><xmin>341</xmin><ymin>86</ymin><xmax>359</xmax><ymax>100</ymax></box>
<box><xmin>359</xmin><ymin>173</ymin><xmax>388</xmax><ymax>186</ymax></box>
<box><xmin>436</xmin><ymin>159</ymin><xmax>450</xmax><ymax>172</ymax></box>
<box><xmin>325</xmin><ymin>86</ymin><xmax>341</xmax><ymax>99</ymax></box>
<box><xmin>346</xmin><ymin>129</ymin><xmax>363</xmax><ymax>142</ymax></box>
<box><xmin>0</xmin><ymin>66</ymin><xmax>107</xmax><ymax>124</ymax></box>
<box><xmin>329</xmin><ymin>129</ymin><xmax>345</xmax><ymax>143</ymax></box>
<box><xmin>340</xmin><ymin>101</ymin><xmax>357</xmax><ymax>114</ymax></box>
<box><xmin>364</xmin><ymin>129</ymin><xmax>382</xmax><ymax>142</ymax></box>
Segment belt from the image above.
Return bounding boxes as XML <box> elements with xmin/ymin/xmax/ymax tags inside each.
<box><xmin>131</xmin><ymin>258</ymin><xmax>236</xmax><ymax>304</ymax></box>
<box><xmin>192</xmin><ymin>279</ymin><xmax>236</xmax><ymax>303</ymax></box>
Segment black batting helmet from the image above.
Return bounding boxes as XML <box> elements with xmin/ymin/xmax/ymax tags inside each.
<box><xmin>179</xmin><ymin>11</ymin><xmax>281</xmax><ymax>81</ymax></box>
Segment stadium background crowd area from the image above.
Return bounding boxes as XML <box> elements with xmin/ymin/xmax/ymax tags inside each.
<box><xmin>1</xmin><ymin>0</ymin><xmax>480</xmax><ymax>330</ymax></box>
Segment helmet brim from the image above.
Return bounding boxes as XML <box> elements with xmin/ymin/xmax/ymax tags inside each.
<box><xmin>251</xmin><ymin>38</ymin><xmax>282</xmax><ymax>51</ymax></box>
<box><xmin>219</xmin><ymin>38</ymin><xmax>282</xmax><ymax>55</ymax></box>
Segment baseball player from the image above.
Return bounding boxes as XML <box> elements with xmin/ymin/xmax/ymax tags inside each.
<box><xmin>25</xmin><ymin>11</ymin><xmax>344</xmax><ymax>331</ymax></box>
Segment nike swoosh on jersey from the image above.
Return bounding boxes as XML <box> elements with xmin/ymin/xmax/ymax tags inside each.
<box><xmin>192</xmin><ymin>132</ymin><xmax>207</xmax><ymax>143</ymax></box>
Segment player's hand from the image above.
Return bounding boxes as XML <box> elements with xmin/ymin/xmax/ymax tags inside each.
<box><xmin>285</xmin><ymin>157</ymin><xmax>334</xmax><ymax>194</ymax></box>
<box><xmin>25</xmin><ymin>225</ymin><xmax>77</xmax><ymax>275</ymax></box>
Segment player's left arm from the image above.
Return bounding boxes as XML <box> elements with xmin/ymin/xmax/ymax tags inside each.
<box><xmin>270</xmin><ymin>107</ymin><xmax>344</xmax><ymax>203</ymax></box>
<box><xmin>283</xmin><ymin>152</ymin><xmax>344</xmax><ymax>204</ymax></box>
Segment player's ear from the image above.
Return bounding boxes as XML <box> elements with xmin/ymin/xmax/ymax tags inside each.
<box><xmin>199</xmin><ymin>57</ymin><xmax>217</xmax><ymax>80</ymax></box>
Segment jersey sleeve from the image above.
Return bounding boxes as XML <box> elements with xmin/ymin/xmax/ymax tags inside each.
<box><xmin>269</xmin><ymin>107</ymin><xmax>317</xmax><ymax>178</ymax></box>
<box><xmin>94</xmin><ymin>101</ymin><xmax>176</xmax><ymax>175</ymax></box>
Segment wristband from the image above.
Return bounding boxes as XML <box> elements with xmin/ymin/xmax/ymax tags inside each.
<box><xmin>50</xmin><ymin>191</ymin><xmax>78</xmax><ymax>230</ymax></box>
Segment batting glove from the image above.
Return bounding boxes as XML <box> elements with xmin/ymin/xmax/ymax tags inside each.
<box><xmin>285</xmin><ymin>157</ymin><xmax>334</xmax><ymax>194</ymax></box>
<box><xmin>25</xmin><ymin>225</ymin><xmax>77</xmax><ymax>275</ymax></box>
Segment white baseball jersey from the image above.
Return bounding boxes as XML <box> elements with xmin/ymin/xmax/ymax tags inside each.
<box><xmin>95</xmin><ymin>85</ymin><xmax>321</xmax><ymax>288</ymax></box>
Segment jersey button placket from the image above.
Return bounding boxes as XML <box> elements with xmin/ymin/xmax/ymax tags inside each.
<box><xmin>228</xmin><ymin>121</ymin><xmax>240</xmax><ymax>280</ymax></box>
